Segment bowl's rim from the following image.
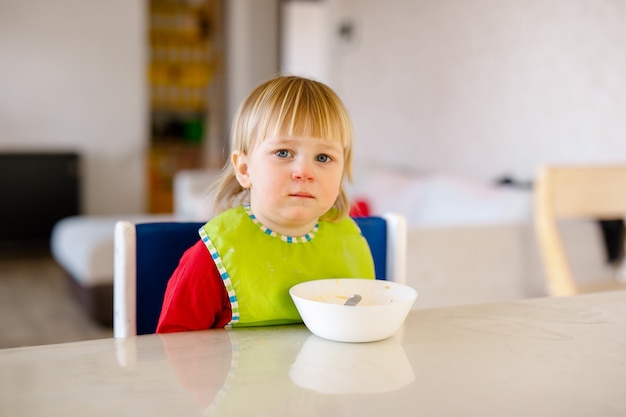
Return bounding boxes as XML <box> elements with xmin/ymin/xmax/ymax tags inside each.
<box><xmin>289</xmin><ymin>278</ymin><xmax>418</xmax><ymax>307</ymax></box>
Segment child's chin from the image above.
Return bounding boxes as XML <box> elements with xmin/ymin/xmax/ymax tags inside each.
<box><xmin>283</xmin><ymin>206</ymin><xmax>323</xmax><ymax>222</ymax></box>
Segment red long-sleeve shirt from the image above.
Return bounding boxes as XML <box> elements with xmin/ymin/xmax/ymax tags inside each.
<box><xmin>156</xmin><ymin>240</ymin><xmax>232</xmax><ymax>333</ymax></box>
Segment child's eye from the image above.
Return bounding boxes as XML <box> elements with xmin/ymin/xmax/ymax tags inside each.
<box><xmin>316</xmin><ymin>154</ymin><xmax>332</xmax><ymax>163</ymax></box>
<box><xmin>275</xmin><ymin>149</ymin><xmax>292</xmax><ymax>158</ymax></box>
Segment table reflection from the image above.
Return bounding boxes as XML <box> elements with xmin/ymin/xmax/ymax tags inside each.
<box><xmin>160</xmin><ymin>330</ymin><xmax>233</xmax><ymax>411</ymax></box>
<box><xmin>289</xmin><ymin>335</ymin><xmax>415</xmax><ymax>394</ymax></box>
<box><xmin>152</xmin><ymin>327</ymin><xmax>415</xmax><ymax>415</ymax></box>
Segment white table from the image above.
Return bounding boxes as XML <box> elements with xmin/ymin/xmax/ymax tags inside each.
<box><xmin>1</xmin><ymin>291</ymin><xmax>625</xmax><ymax>416</ymax></box>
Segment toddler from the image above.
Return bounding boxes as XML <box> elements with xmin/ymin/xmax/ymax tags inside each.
<box><xmin>157</xmin><ymin>75</ymin><xmax>375</xmax><ymax>333</ymax></box>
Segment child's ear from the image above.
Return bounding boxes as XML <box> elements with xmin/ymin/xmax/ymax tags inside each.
<box><xmin>232</xmin><ymin>151</ymin><xmax>251</xmax><ymax>188</ymax></box>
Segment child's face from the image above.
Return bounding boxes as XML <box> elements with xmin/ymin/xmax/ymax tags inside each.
<box><xmin>233</xmin><ymin>135</ymin><xmax>344</xmax><ymax>236</ymax></box>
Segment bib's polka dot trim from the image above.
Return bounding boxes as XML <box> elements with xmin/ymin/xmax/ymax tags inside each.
<box><xmin>244</xmin><ymin>204</ymin><xmax>318</xmax><ymax>243</ymax></box>
<box><xmin>199</xmin><ymin>226</ymin><xmax>239</xmax><ymax>325</ymax></box>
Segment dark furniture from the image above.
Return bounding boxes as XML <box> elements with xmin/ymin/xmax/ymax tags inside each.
<box><xmin>0</xmin><ymin>151</ymin><xmax>80</xmax><ymax>252</ymax></box>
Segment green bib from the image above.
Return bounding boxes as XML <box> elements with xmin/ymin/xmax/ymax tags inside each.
<box><xmin>199</xmin><ymin>205</ymin><xmax>375</xmax><ymax>327</ymax></box>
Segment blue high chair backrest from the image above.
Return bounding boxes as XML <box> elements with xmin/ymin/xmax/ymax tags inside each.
<box><xmin>134</xmin><ymin>222</ymin><xmax>204</xmax><ymax>336</ymax></box>
<box><xmin>353</xmin><ymin>216</ymin><xmax>388</xmax><ymax>280</ymax></box>
<box><xmin>133</xmin><ymin>217</ymin><xmax>388</xmax><ymax>335</ymax></box>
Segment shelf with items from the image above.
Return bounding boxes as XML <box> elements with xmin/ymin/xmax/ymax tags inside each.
<box><xmin>149</xmin><ymin>38</ymin><xmax>214</xmax><ymax>116</ymax></box>
<box><xmin>147</xmin><ymin>0</ymin><xmax>221</xmax><ymax>213</ymax></box>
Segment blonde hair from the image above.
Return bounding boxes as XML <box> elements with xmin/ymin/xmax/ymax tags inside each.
<box><xmin>211</xmin><ymin>75</ymin><xmax>355</xmax><ymax>222</ymax></box>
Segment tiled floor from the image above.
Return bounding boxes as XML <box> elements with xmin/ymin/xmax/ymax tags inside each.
<box><xmin>0</xmin><ymin>252</ymin><xmax>113</xmax><ymax>349</ymax></box>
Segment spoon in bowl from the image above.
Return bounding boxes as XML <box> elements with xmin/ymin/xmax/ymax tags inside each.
<box><xmin>344</xmin><ymin>294</ymin><xmax>362</xmax><ymax>306</ymax></box>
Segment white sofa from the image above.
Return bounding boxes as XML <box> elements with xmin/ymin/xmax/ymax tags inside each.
<box><xmin>50</xmin><ymin>170</ymin><xmax>217</xmax><ymax>326</ymax></box>
<box><xmin>52</xmin><ymin>167</ymin><xmax>614</xmax><ymax>325</ymax></box>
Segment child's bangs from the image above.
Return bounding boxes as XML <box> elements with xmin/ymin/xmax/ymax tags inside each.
<box><xmin>264</xmin><ymin>86</ymin><xmax>349</xmax><ymax>148</ymax></box>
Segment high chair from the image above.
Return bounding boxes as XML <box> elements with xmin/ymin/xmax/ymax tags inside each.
<box><xmin>113</xmin><ymin>214</ymin><xmax>407</xmax><ymax>337</ymax></box>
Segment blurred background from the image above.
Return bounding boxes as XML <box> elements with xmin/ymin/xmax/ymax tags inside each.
<box><xmin>1</xmin><ymin>0</ymin><xmax>625</xmax><ymax>346</ymax></box>
<box><xmin>2</xmin><ymin>0</ymin><xmax>625</xmax><ymax>219</ymax></box>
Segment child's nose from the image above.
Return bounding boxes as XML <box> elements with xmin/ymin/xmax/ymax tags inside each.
<box><xmin>292</xmin><ymin>159</ymin><xmax>314</xmax><ymax>181</ymax></box>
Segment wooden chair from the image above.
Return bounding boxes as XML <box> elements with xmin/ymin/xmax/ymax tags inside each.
<box><xmin>534</xmin><ymin>164</ymin><xmax>626</xmax><ymax>296</ymax></box>
<box><xmin>113</xmin><ymin>213</ymin><xmax>407</xmax><ymax>337</ymax></box>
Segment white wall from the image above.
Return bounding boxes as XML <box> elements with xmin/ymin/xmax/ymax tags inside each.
<box><xmin>226</xmin><ymin>0</ymin><xmax>280</xmax><ymax>125</ymax></box>
<box><xmin>0</xmin><ymin>0</ymin><xmax>147</xmax><ymax>215</ymax></box>
<box><xmin>284</xmin><ymin>0</ymin><xmax>626</xmax><ymax>183</ymax></box>
<box><xmin>281</xmin><ymin>1</ymin><xmax>331</xmax><ymax>83</ymax></box>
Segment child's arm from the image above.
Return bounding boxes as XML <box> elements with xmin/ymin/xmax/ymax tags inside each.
<box><xmin>156</xmin><ymin>240</ymin><xmax>232</xmax><ymax>333</ymax></box>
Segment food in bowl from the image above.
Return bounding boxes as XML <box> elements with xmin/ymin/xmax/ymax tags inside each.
<box><xmin>289</xmin><ymin>278</ymin><xmax>418</xmax><ymax>343</ymax></box>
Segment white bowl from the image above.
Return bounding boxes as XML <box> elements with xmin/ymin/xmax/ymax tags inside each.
<box><xmin>289</xmin><ymin>278</ymin><xmax>418</xmax><ymax>343</ymax></box>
